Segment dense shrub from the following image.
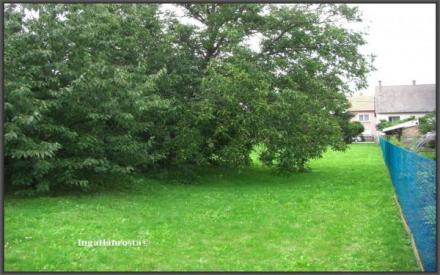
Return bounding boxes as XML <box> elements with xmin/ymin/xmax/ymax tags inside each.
<box><xmin>5</xmin><ymin>3</ymin><xmax>373</xmax><ymax>194</ymax></box>
<box><xmin>335</xmin><ymin>111</ymin><xmax>365</xmax><ymax>143</ymax></box>
<box><xmin>346</xmin><ymin>121</ymin><xmax>365</xmax><ymax>142</ymax></box>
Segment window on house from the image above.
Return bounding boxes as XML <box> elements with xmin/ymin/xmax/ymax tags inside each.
<box><xmin>359</xmin><ymin>114</ymin><xmax>370</xmax><ymax>121</ymax></box>
<box><xmin>388</xmin><ymin>116</ymin><xmax>400</xmax><ymax>122</ymax></box>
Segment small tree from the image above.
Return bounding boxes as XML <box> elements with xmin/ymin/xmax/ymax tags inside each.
<box><xmin>346</xmin><ymin>121</ymin><xmax>365</xmax><ymax>142</ymax></box>
<box><xmin>334</xmin><ymin>111</ymin><xmax>364</xmax><ymax>143</ymax></box>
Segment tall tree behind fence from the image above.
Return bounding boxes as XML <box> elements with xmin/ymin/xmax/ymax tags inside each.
<box><xmin>380</xmin><ymin>137</ymin><xmax>436</xmax><ymax>272</ymax></box>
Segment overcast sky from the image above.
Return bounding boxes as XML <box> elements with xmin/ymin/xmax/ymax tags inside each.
<box><xmin>351</xmin><ymin>4</ymin><xmax>436</xmax><ymax>95</ymax></box>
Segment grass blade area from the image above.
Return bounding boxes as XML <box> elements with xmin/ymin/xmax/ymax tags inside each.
<box><xmin>4</xmin><ymin>144</ymin><xmax>419</xmax><ymax>271</ymax></box>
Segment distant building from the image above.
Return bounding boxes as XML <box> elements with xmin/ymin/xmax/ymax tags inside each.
<box><xmin>348</xmin><ymin>94</ymin><xmax>376</xmax><ymax>141</ymax></box>
<box><xmin>375</xmin><ymin>81</ymin><xmax>436</xmax><ymax>123</ymax></box>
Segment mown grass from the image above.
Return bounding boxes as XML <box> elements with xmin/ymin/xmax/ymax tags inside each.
<box><xmin>4</xmin><ymin>144</ymin><xmax>419</xmax><ymax>271</ymax></box>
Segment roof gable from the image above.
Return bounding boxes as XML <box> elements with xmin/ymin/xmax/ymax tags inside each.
<box><xmin>348</xmin><ymin>95</ymin><xmax>374</xmax><ymax>111</ymax></box>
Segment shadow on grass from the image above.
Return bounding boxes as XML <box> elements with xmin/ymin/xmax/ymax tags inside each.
<box><xmin>6</xmin><ymin>146</ymin><xmax>353</xmax><ymax>199</ymax></box>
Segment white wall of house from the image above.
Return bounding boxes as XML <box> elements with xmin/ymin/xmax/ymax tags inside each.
<box><xmin>376</xmin><ymin>113</ymin><xmax>428</xmax><ymax>123</ymax></box>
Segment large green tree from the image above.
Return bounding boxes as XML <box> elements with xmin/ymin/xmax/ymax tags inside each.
<box><xmin>5</xmin><ymin>4</ymin><xmax>171</xmax><ymax>194</ymax></box>
<box><xmin>5</xmin><ymin>3</ymin><xmax>373</xmax><ymax>194</ymax></box>
<box><xmin>178</xmin><ymin>3</ymin><xmax>373</xmax><ymax>170</ymax></box>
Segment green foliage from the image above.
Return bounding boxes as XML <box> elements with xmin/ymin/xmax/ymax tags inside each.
<box><xmin>387</xmin><ymin>136</ymin><xmax>404</xmax><ymax>147</ymax></box>
<box><xmin>5</xmin><ymin>3</ymin><xmax>373</xmax><ymax>193</ymax></box>
<box><xmin>376</xmin><ymin>120</ymin><xmax>391</xmax><ymax>131</ymax></box>
<box><xmin>420</xmin><ymin>151</ymin><xmax>436</xmax><ymax>160</ymax></box>
<box><xmin>419</xmin><ymin>112</ymin><xmax>436</xmax><ymax>134</ymax></box>
<box><xmin>5</xmin><ymin>4</ymin><xmax>167</xmax><ymax>194</ymax></box>
<box><xmin>335</xmin><ymin>111</ymin><xmax>364</xmax><ymax>143</ymax></box>
<box><xmin>346</xmin><ymin>121</ymin><xmax>365</xmax><ymax>142</ymax></box>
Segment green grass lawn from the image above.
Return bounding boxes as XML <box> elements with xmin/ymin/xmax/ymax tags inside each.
<box><xmin>4</xmin><ymin>144</ymin><xmax>419</xmax><ymax>272</ymax></box>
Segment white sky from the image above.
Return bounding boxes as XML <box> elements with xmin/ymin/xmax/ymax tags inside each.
<box><xmin>351</xmin><ymin>4</ymin><xmax>436</xmax><ymax>95</ymax></box>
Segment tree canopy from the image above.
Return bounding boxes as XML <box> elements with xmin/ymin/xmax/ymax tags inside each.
<box><xmin>5</xmin><ymin>3</ymin><xmax>373</xmax><ymax>194</ymax></box>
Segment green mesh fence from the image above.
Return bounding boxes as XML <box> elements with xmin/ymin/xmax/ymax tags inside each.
<box><xmin>380</xmin><ymin>137</ymin><xmax>436</xmax><ymax>272</ymax></box>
